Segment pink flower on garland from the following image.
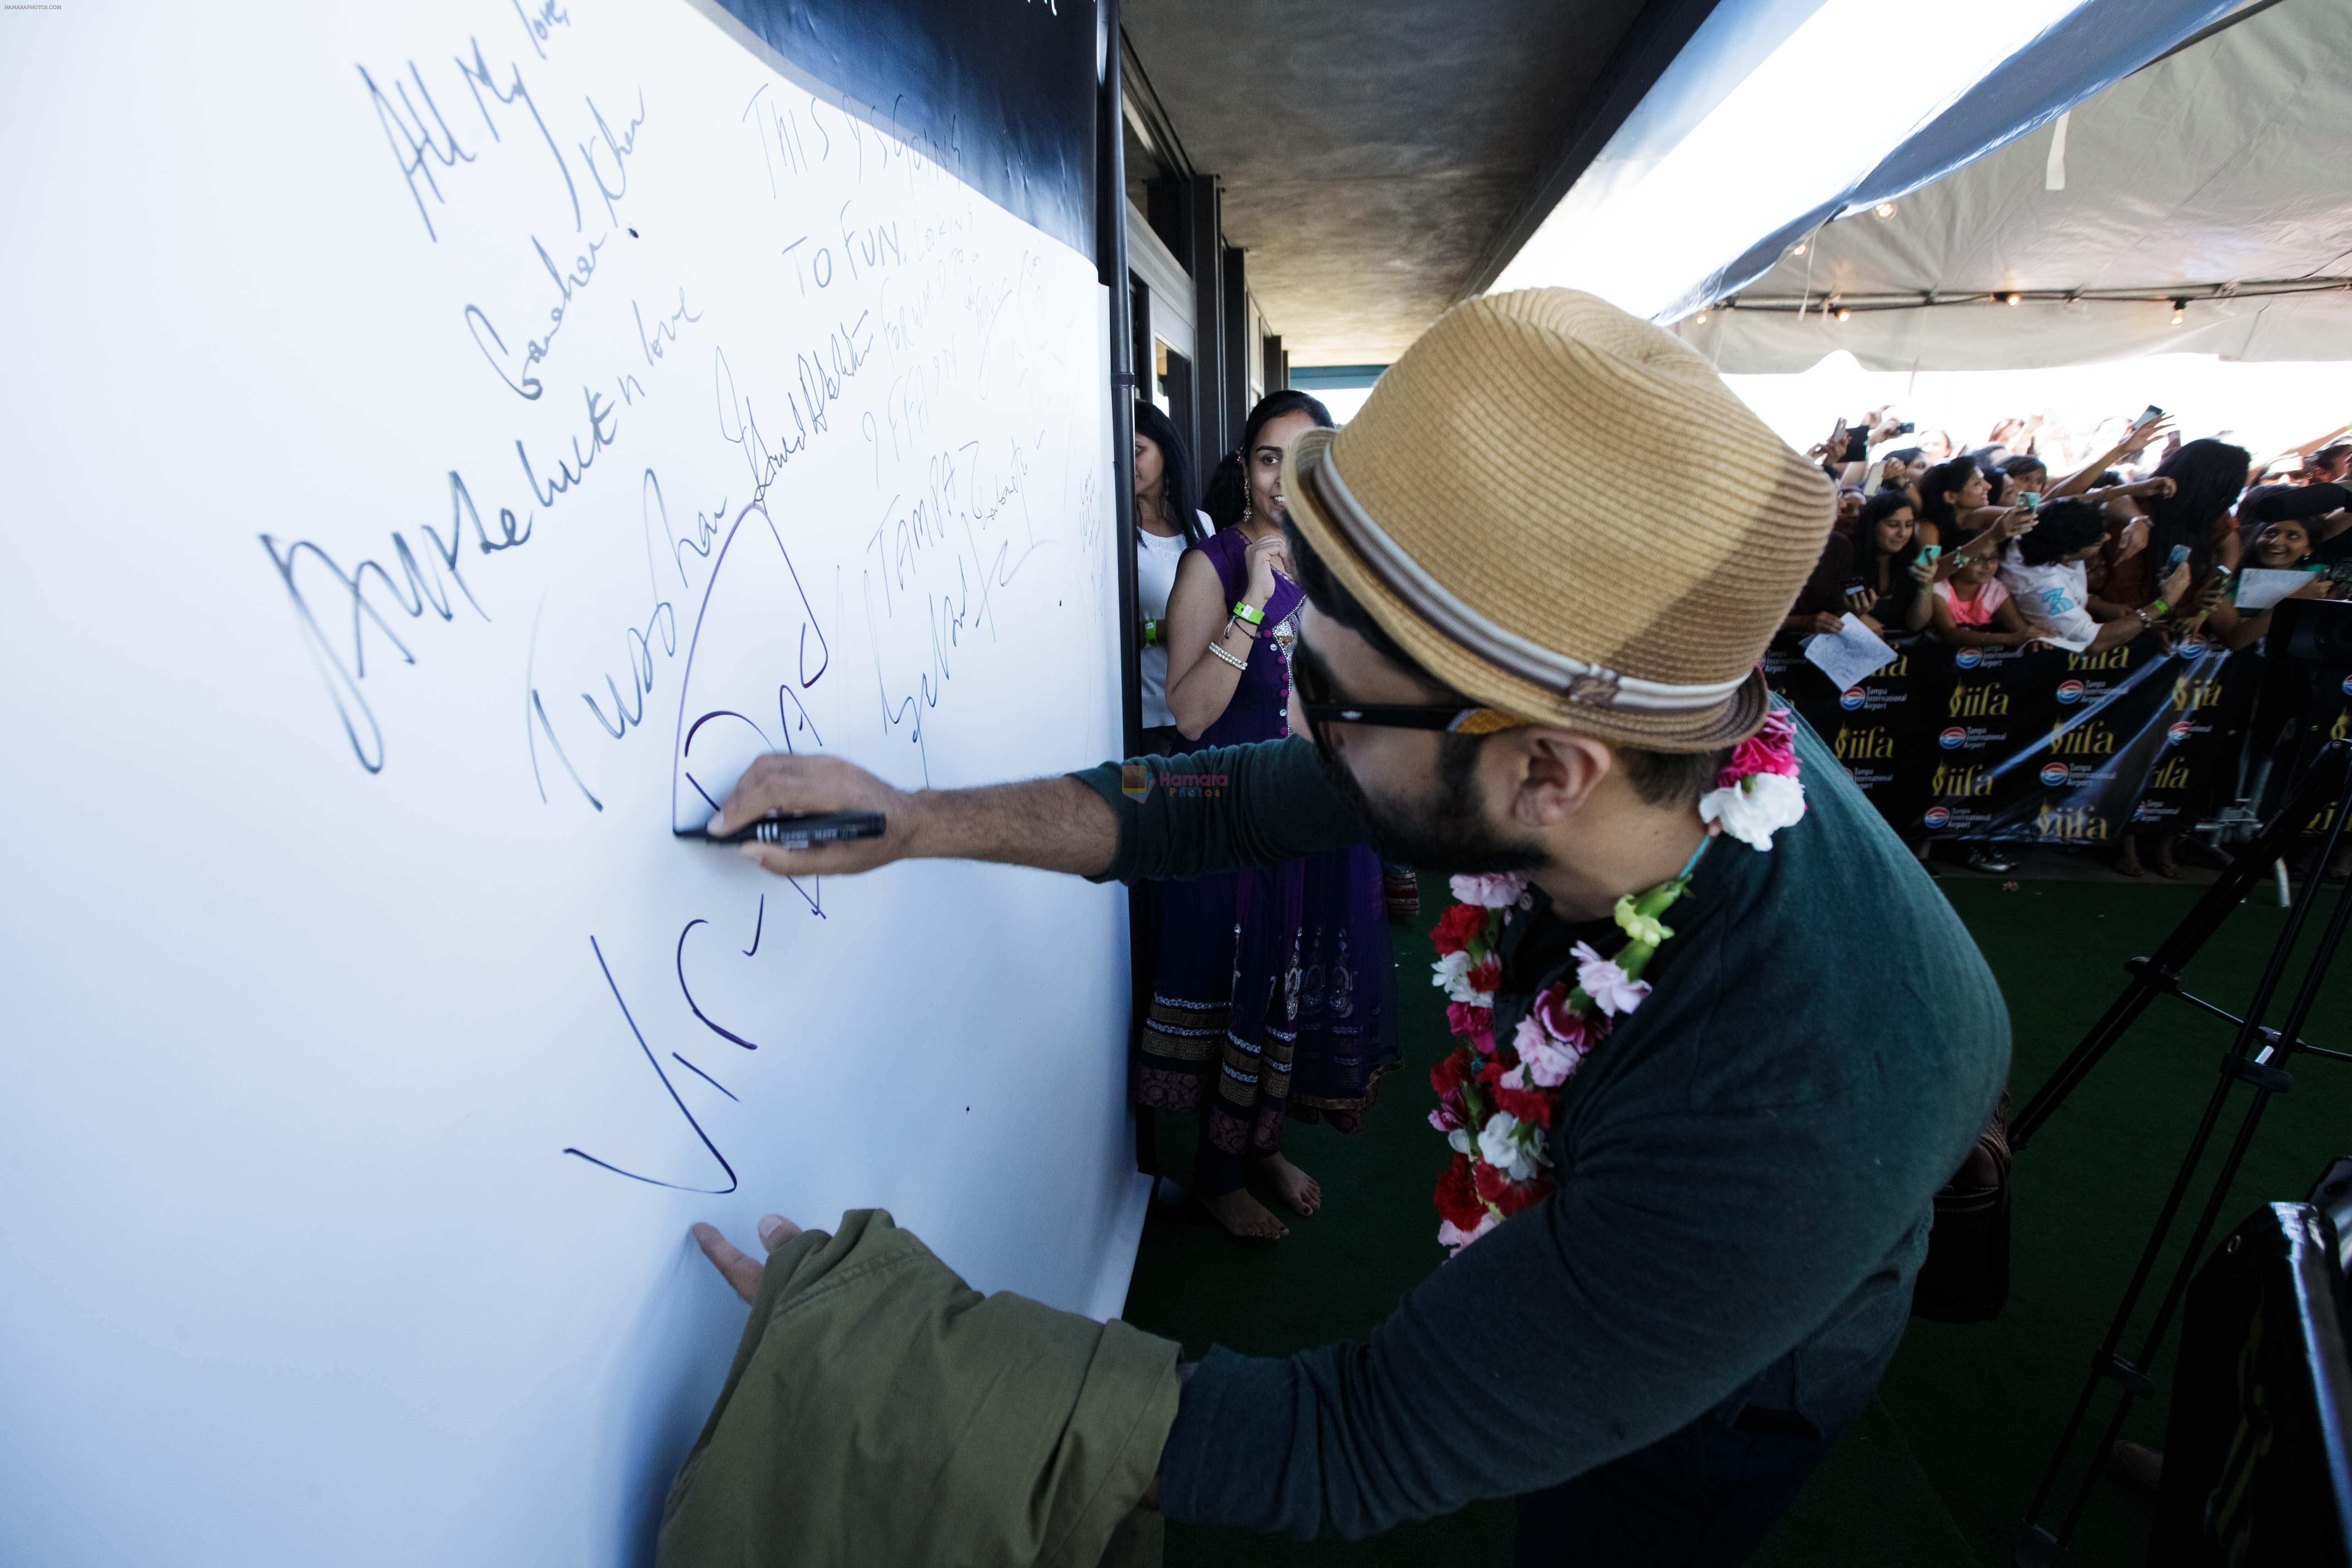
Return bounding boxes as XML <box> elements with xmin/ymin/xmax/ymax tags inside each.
<box><xmin>1512</xmin><ymin>1014</ymin><xmax>1582</xmax><ymax>1088</ymax></box>
<box><xmin>1572</xmin><ymin>941</ymin><xmax>1651</xmax><ymax>1016</ymax></box>
<box><xmin>1529</xmin><ymin>984</ymin><xmax>1589</xmax><ymax>1048</ymax></box>
<box><xmin>1448</xmin><ymin>872</ymin><xmax>1527</xmax><ymax>909</ymax></box>
<box><xmin>1724</xmin><ymin>710</ymin><xmax>1800</xmax><ymax>784</ymax></box>
<box><xmin>1446</xmin><ymin>1001</ymin><xmax>1495</xmax><ymax>1054</ymax></box>
<box><xmin>1438</xmin><ymin>1212</ymin><xmax>1498</xmax><ymax>1254</ymax></box>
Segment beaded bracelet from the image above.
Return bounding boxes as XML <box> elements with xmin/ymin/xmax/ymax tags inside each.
<box><xmin>1206</xmin><ymin>640</ymin><xmax>1249</xmax><ymax>672</ymax></box>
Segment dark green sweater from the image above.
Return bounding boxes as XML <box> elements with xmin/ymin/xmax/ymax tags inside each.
<box><xmin>1073</xmin><ymin>715</ymin><xmax>2009</xmax><ymax>1541</ymax></box>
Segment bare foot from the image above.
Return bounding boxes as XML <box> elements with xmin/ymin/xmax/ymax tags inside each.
<box><xmin>1203</xmin><ymin>1187</ymin><xmax>1288</xmax><ymax>1240</ymax></box>
<box><xmin>1258</xmin><ymin>1151</ymin><xmax>1323</xmax><ymax>1217</ymax></box>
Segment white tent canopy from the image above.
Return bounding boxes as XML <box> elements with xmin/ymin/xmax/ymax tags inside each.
<box><xmin>1680</xmin><ymin>0</ymin><xmax>2352</xmax><ymax>371</ymax></box>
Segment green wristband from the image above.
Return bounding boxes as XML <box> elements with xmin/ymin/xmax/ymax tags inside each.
<box><xmin>1141</xmin><ymin>618</ymin><xmax>1161</xmax><ymax>646</ymax></box>
<box><xmin>1230</xmin><ymin>600</ymin><xmax>1264</xmax><ymax>625</ymax></box>
<box><xmin>2149</xmin><ymin>598</ymin><xmax>2171</xmax><ymax>618</ymax></box>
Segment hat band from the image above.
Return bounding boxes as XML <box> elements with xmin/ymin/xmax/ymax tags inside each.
<box><xmin>1298</xmin><ymin>432</ymin><xmax>1751</xmax><ymax>715</ymax></box>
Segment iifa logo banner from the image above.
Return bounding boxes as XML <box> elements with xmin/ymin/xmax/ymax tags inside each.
<box><xmin>1767</xmin><ymin>634</ymin><xmax>2239</xmax><ymax>843</ymax></box>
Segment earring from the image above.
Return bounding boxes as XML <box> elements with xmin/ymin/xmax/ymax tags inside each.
<box><xmin>1236</xmin><ymin>452</ymin><xmax>1253</xmax><ymax>524</ymax></box>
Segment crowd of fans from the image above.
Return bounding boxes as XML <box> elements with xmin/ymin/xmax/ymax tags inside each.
<box><xmin>1789</xmin><ymin>405</ymin><xmax>2352</xmax><ymax>876</ymax></box>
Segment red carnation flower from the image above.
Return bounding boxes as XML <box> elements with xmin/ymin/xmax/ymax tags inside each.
<box><xmin>1491</xmin><ymin>1081</ymin><xmax>1556</xmax><ymax>1127</ymax></box>
<box><xmin>1430</xmin><ymin>1048</ymin><xmax>1476</xmax><ymax>1098</ymax></box>
<box><xmin>1492</xmin><ymin>1175</ymin><xmax>1556</xmax><ymax>1217</ymax></box>
<box><xmin>1471</xmin><ymin>1158</ymin><xmax>1509</xmax><ymax>1203</ymax></box>
<box><xmin>1430</xmin><ymin>902</ymin><xmax>1489</xmax><ymax>956</ymax></box>
<box><xmin>1433</xmin><ymin>1152</ymin><xmax>1488</xmax><ymax>1230</ymax></box>
<box><xmin>1465</xmin><ymin>956</ymin><xmax>1503</xmax><ymax>995</ymax></box>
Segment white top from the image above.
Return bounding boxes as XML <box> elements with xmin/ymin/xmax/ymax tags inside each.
<box><xmin>1996</xmin><ymin>550</ymin><xmax>2097</xmax><ymax>652</ymax></box>
<box><xmin>1136</xmin><ymin>513</ymin><xmax>1209</xmax><ymax>729</ymax></box>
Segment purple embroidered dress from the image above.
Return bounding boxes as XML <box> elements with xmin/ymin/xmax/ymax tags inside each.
<box><xmin>1136</xmin><ymin>529</ymin><xmax>1399</xmax><ymax>1192</ymax></box>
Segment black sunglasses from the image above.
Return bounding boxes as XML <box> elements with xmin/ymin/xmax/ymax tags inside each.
<box><xmin>1290</xmin><ymin>638</ymin><xmax>1498</xmax><ymax>760</ymax></box>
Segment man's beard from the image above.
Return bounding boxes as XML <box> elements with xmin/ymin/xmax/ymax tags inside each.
<box><xmin>1317</xmin><ymin>731</ymin><xmax>1547</xmax><ymax>877</ymax></box>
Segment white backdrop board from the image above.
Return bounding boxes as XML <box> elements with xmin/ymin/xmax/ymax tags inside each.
<box><xmin>0</xmin><ymin>2</ymin><xmax>1139</xmax><ymax>1563</ymax></box>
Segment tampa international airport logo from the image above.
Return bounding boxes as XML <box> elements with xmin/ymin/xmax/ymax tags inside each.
<box><xmin>2039</xmin><ymin>760</ymin><xmax>2071</xmax><ymax>787</ymax></box>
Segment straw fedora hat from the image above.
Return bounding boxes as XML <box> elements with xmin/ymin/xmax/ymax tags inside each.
<box><xmin>1284</xmin><ymin>288</ymin><xmax>1833</xmax><ymax>751</ymax></box>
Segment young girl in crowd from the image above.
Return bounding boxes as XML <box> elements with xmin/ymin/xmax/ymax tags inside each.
<box><xmin>1929</xmin><ymin>552</ymin><xmax>2041</xmax><ymax>648</ymax></box>
<box><xmin>1130</xmin><ymin>401</ymin><xmax>1209</xmax><ymax>753</ymax></box>
<box><xmin>1137</xmin><ymin>390</ymin><xmax>1397</xmax><ymax>1241</ymax></box>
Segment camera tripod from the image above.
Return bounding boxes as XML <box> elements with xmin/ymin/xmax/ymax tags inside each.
<box><xmin>2010</xmin><ymin>736</ymin><xmax>2352</xmax><ymax>1563</ymax></box>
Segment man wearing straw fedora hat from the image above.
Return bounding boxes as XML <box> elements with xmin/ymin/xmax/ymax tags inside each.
<box><xmin>699</xmin><ymin>289</ymin><xmax>2010</xmax><ymax>1562</ymax></box>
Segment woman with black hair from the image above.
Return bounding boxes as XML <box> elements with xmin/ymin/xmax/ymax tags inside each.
<box><xmin>1917</xmin><ymin>458</ymin><xmax>1996</xmax><ymax>548</ymax></box>
<box><xmin>1848</xmin><ymin>491</ymin><xmax>1935</xmax><ymax>637</ymax></box>
<box><xmin>1999</xmin><ymin>498</ymin><xmax>2190</xmax><ymax>657</ymax></box>
<box><xmin>2143</xmin><ymin>437</ymin><xmax>2254</xmax><ymax>575</ymax></box>
<box><xmin>1139</xmin><ymin>389</ymin><xmax>1398</xmax><ymax>1240</ymax></box>
<box><xmin>1132</xmin><ymin>401</ymin><xmax>1211</xmax><ymax>750</ymax></box>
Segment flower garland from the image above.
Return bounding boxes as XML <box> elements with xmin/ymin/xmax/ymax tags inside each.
<box><xmin>1426</xmin><ymin>707</ymin><xmax>1806</xmax><ymax>1254</ymax></box>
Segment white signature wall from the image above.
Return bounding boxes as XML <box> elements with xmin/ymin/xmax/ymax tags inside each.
<box><xmin>0</xmin><ymin>1</ymin><xmax>1135</xmax><ymax>1562</ymax></box>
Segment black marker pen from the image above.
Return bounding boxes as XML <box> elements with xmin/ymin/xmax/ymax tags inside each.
<box><xmin>676</xmin><ymin>810</ymin><xmax>886</xmax><ymax>848</ymax></box>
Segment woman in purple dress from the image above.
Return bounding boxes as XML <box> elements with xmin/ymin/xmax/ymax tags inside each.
<box><xmin>1140</xmin><ymin>391</ymin><xmax>1398</xmax><ymax>1240</ymax></box>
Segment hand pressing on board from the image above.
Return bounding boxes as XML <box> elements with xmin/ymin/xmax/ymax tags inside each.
<box><xmin>691</xmin><ymin>1213</ymin><xmax>804</xmax><ymax>1303</ymax></box>
<box><xmin>710</xmin><ymin>753</ymin><xmax>1123</xmax><ymax>880</ymax></box>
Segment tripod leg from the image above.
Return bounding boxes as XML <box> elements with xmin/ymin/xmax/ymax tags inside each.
<box><xmin>2009</xmin><ymin>740</ymin><xmax>2352</xmax><ymax>1148</ymax></box>
<box><xmin>2013</xmin><ymin>747</ymin><xmax>2352</xmax><ymax>1561</ymax></box>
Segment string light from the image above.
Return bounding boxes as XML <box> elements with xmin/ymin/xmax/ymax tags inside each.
<box><xmin>1835</xmin><ymin>307</ymin><xmax>1852</xmax><ymax>322</ymax></box>
<box><xmin>1873</xmin><ymin>202</ymin><xmax>1898</xmax><ymax>220</ymax></box>
<box><xmin>1790</xmin><ymin>241</ymin><xmax>1808</xmax><ymax>257</ymax></box>
<box><xmin>2170</xmin><ymin>299</ymin><xmax>2187</xmax><ymax>326</ymax></box>
<box><xmin>2003</xmin><ymin>292</ymin><xmax>2020</xmax><ymax>306</ymax></box>
<box><xmin>1694</xmin><ymin>310</ymin><xmax>1710</xmax><ymax>324</ymax></box>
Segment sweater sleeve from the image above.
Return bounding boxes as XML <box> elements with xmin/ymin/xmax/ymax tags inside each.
<box><xmin>1068</xmin><ymin>737</ymin><xmax>1369</xmax><ymax>884</ymax></box>
<box><xmin>1152</xmin><ymin>1086</ymin><xmax>1940</xmax><ymax>1541</ymax></box>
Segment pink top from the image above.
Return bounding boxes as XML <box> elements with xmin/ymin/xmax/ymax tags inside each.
<box><xmin>1934</xmin><ymin>577</ymin><xmax>2010</xmax><ymax>627</ymax></box>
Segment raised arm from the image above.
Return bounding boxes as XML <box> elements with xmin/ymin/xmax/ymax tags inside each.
<box><xmin>2047</xmin><ymin>415</ymin><xmax>2175</xmax><ymax>500</ymax></box>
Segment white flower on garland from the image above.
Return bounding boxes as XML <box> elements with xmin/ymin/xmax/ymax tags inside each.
<box><xmin>1431</xmin><ymin>949</ymin><xmax>1494</xmax><ymax>1007</ymax></box>
<box><xmin>1700</xmin><ymin>770</ymin><xmax>1807</xmax><ymax>852</ymax></box>
<box><xmin>1476</xmin><ymin>1111</ymin><xmax>1542</xmax><ymax>1181</ymax></box>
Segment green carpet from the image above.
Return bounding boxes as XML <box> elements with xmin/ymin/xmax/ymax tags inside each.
<box><xmin>1121</xmin><ymin>875</ymin><xmax>2352</xmax><ymax>1566</ymax></box>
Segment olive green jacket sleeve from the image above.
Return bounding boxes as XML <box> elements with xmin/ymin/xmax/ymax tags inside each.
<box><xmin>657</xmin><ymin>1210</ymin><xmax>1181</xmax><ymax>1568</ymax></box>
<box><xmin>1068</xmin><ymin>737</ymin><xmax>1370</xmax><ymax>884</ymax></box>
